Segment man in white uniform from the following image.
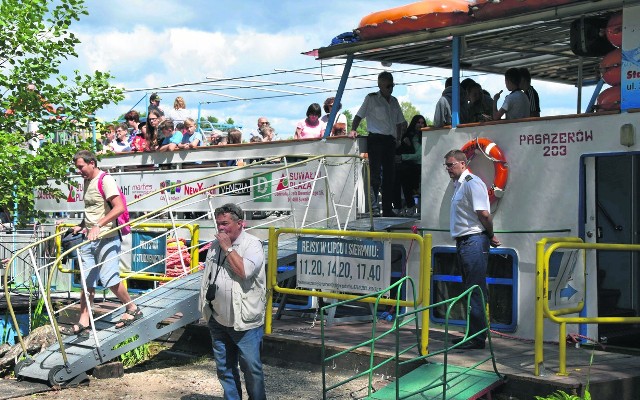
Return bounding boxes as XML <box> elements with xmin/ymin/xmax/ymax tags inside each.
<box><xmin>351</xmin><ymin>71</ymin><xmax>407</xmax><ymax>217</ymax></box>
<box><xmin>445</xmin><ymin>149</ymin><xmax>501</xmax><ymax>349</ymax></box>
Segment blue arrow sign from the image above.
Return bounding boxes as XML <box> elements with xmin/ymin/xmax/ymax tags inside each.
<box><xmin>560</xmin><ymin>284</ymin><xmax>578</xmax><ymax>300</ymax></box>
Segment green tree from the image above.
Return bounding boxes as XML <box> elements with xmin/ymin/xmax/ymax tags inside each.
<box><xmin>401</xmin><ymin>101</ymin><xmax>431</xmax><ymax>125</ymax></box>
<box><xmin>206</xmin><ymin>115</ymin><xmax>219</xmax><ymax>123</ymax></box>
<box><xmin>0</xmin><ymin>0</ymin><xmax>124</xmax><ymax>224</ymax></box>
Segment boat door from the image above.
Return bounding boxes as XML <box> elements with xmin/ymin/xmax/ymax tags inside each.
<box><xmin>584</xmin><ymin>153</ymin><xmax>640</xmax><ymax>346</ymax></box>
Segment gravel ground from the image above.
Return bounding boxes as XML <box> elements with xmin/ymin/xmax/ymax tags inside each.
<box><xmin>10</xmin><ymin>354</ymin><xmax>387</xmax><ymax>400</ymax></box>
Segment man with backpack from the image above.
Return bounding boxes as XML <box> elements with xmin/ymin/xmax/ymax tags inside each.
<box><xmin>62</xmin><ymin>150</ymin><xmax>141</xmax><ymax>337</ymax></box>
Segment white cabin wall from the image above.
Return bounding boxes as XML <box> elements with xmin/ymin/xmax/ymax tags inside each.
<box><xmin>420</xmin><ymin>112</ymin><xmax>640</xmax><ymax>340</ymax></box>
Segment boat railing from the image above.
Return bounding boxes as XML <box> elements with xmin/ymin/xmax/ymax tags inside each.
<box><xmin>535</xmin><ymin>237</ymin><xmax>640</xmax><ymax>376</ymax></box>
<box><xmin>4</xmin><ymin>152</ymin><xmax>365</xmax><ymax>364</ymax></box>
<box><xmin>265</xmin><ymin>228</ymin><xmax>431</xmax><ymax>351</ymax></box>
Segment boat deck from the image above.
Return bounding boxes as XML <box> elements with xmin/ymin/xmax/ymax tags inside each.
<box><xmin>264</xmin><ymin>313</ymin><xmax>640</xmax><ymax>399</ymax></box>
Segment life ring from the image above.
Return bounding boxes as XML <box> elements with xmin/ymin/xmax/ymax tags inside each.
<box><xmin>460</xmin><ymin>138</ymin><xmax>508</xmax><ymax>204</ymax></box>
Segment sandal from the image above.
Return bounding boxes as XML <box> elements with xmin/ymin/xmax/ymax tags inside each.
<box><xmin>115</xmin><ymin>307</ymin><xmax>143</xmax><ymax>329</ymax></box>
<box><xmin>60</xmin><ymin>323</ymin><xmax>90</xmax><ymax>338</ymax></box>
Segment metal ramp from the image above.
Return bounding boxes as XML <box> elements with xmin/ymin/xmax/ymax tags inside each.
<box><xmin>367</xmin><ymin>363</ymin><xmax>504</xmax><ymax>400</ymax></box>
<box><xmin>15</xmin><ymin>272</ymin><xmax>202</xmax><ymax>386</ymax></box>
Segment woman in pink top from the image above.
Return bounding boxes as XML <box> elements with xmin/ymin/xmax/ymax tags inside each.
<box><xmin>294</xmin><ymin>103</ymin><xmax>326</xmax><ymax>139</ymax></box>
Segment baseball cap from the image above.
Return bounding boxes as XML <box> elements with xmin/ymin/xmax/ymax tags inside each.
<box><xmin>150</xmin><ymin>93</ymin><xmax>161</xmax><ymax>101</ymax></box>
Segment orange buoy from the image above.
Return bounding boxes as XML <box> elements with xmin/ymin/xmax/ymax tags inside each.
<box><xmin>600</xmin><ymin>49</ymin><xmax>622</xmax><ymax>86</ymax></box>
<box><xmin>460</xmin><ymin>138</ymin><xmax>508</xmax><ymax>204</ymax></box>
<box><xmin>606</xmin><ymin>11</ymin><xmax>622</xmax><ymax>48</ymax></box>
<box><xmin>596</xmin><ymin>86</ymin><xmax>621</xmax><ymax>112</ymax></box>
<box><xmin>356</xmin><ymin>0</ymin><xmax>473</xmax><ymax>41</ymax></box>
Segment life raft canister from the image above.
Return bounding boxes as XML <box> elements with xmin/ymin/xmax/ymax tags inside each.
<box><xmin>460</xmin><ymin>138</ymin><xmax>508</xmax><ymax>204</ymax></box>
<box><xmin>606</xmin><ymin>11</ymin><xmax>622</xmax><ymax>48</ymax></box>
<box><xmin>596</xmin><ymin>85</ymin><xmax>621</xmax><ymax>112</ymax></box>
<box><xmin>600</xmin><ymin>48</ymin><xmax>621</xmax><ymax>86</ymax></box>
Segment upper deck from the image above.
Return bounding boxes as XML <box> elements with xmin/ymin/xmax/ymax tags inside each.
<box><xmin>317</xmin><ymin>0</ymin><xmax>637</xmax><ymax>87</ymax></box>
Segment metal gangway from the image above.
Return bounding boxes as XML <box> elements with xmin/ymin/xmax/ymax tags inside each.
<box><xmin>5</xmin><ymin>152</ymin><xmax>365</xmax><ymax>386</ymax></box>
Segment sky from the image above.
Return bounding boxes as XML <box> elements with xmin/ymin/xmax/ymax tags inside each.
<box><xmin>63</xmin><ymin>0</ymin><xmax>592</xmax><ymax>139</ymax></box>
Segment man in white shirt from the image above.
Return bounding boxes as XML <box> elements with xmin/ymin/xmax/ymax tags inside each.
<box><xmin>351</xmin><ymin>72</ymin><xmax>407</xmax><ymax>217</ymax></box>
<box><xmin>199</xmin><ymin>203</ymin><xmax>266</xmax><ymax>400</ymax></box>
<box><xmin>445</xmin><ymin>149</ymin><xmax>500</xmax><ymax>350</ymax></box>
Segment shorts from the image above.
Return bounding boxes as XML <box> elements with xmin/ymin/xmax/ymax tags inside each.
<box><xmin>79</xmin><ymin>235</ymin><xmax>122</xmax><ymax>288</ymax></box>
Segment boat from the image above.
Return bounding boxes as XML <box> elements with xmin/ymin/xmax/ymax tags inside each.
<box><xmin>317</xmin><ymin>0</ymin><xmax>640</xmax><ymax>396</ymax></box>
<box><xmin>5</xmin><ymin>0</ymin><xmax>640</xmax><ymax>397</ymax></box>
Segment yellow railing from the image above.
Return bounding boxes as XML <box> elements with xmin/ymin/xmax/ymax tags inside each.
<box><xmin>265</xmin><ymin>227</ymin><xmax>433</xmax><ymax>355</ymax></box>
<box><xmin>54</xmin><ymin>222</ymin><xmax>201</xmax><ymax>282</ymax></box>
<box><xmin>534</xmin><ymin>237</ymin><xmax>640</xmax><ymax>376</ymax></box>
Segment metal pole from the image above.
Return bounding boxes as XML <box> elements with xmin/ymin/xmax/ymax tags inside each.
<box><xmin>452</xmin><ymin>36</ymin><xmax>461</xmax><ymax>127</ymax></box>
<box><xmin>324</xmin><ymin>54</ymin><xmax>354</xmax><ymax>138</ymax></box>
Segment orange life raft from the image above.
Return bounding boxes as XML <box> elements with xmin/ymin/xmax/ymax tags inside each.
<box><xmin>460</xmin><ymin>138</ymin><xmax>508</xmax><ymax>204</ymax></box>
<box><xmin>470</xmin><ymin>0</ymin><xmax>581</xmax><ymax>20</ymax></box>
<box><xmin>606</xmin><ymin>11</ymin><xmax>623</xmax><ymax>48</ymax></box>
<box><xmin>356</xmin><ymin>0</ymin><xmax>473</xmax><ymax>41</ymax></box>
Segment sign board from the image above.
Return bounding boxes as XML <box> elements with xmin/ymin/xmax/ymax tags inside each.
<box><xmin>622</xmin><ymin>5</ymin><xmax>640</xmax><ymax>110</ymax></box>
<box><xmin>35</xmin><ymin>160</ymin><xmax>357</xmax><ymax>216</ymax></box>
<box><xmin>296</xmin><ymin>237</ymin><xmax>390</xmax><ymax>294</ymax></box>
<box><xmin>131</xmin><ymin>231</ymin><xmax>166</xmax><ymax>274</ymax></box>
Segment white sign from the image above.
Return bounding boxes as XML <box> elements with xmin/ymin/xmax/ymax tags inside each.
<box><xmin>296</xmin><ymin>237</ymin><xmax>390</xmax><ymax>294</ymax></box>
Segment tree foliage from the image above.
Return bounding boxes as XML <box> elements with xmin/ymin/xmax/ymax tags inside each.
<box><xmin>0</xmin><ymin>0</ymin><xmax>123</xmax><ymax>224</ymax></box>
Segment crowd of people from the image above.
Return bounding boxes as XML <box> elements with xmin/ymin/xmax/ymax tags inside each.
<box><xmin>433</xmin><ymin>67</ymin><xmax>540</xmax><ymax>127</ymax></box>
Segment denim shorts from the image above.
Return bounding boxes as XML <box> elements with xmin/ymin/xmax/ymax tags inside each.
<box><xmin>79</xmin><ymin>235</ymin><xmax>122</xmax><ymax>288</ymax></box>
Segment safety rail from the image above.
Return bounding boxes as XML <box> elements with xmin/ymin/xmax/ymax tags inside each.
<box><xmin>3</xmin><ymin>152</ymin><xmax>366</xmax><ymax>376</ymax></box>
<box><xmin>265</xmin><ymin>227</ymin><xmax>432</xmax><ymax>354</ymax></box>
<box><xmin>321</xmin><ymin>279</ymin><xmax>504</xmax><ymax>400</ymax></box>
<box><xmin>535</xmin><ymin>237</ymin><xmax>640</xmax><ymax>376</ymax></box>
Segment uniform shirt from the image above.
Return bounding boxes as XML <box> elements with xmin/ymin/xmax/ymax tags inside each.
<box><xmin>199</xmin><ymin>230</ymin><xmax>266</xmax><ymax>330</ymax></box>
<box><xmin>355</xmin><ymin>91</ymin><xmax>405</xmax><ymax>136</ymax></box>
<box><xmin>501</xmin><ymin>90</ymin><xmax>530</xmax><ymax>120</ymax></box>
<box><xmin>450</xmin><ymin>169</ymin><xmax>490</xmax><ymax>239</ymax></box>
<box><xmin>83</xmin><ymin>172</ymin><xmax>119</xmax><ymax>238</ymax></box>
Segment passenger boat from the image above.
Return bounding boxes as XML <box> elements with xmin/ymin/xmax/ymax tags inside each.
<box><xmin>6</xmin><ymin>0</ymin><xmax>640</xmax><ymax>397</ymax></box>
<box><xmin>318</xmin><ymin>0</ymin><xmax>640</xmax><ymax>388</ymax></box>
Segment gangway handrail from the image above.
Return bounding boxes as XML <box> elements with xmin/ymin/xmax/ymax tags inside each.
<box><xmin>5</xmin><ymin>152</ymin><xmax>365</xmax><ymax>372</ymax></box>
<box><xmin>321</xmin><ymin>279</ymin><xmax>504</xmax><ymax>399</ymax></box>
<box><xmin>535</xmin><ymin>237</ymin><xmax>640</xmax><ymax>376</ymax></box>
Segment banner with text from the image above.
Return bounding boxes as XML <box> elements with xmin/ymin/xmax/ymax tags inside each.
<box><xmin>296</xmin><ymin>237</ymin><xmax>390</xmax><ymax>294</ymax></box>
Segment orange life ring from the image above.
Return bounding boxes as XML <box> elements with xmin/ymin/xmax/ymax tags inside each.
<box><xmin>460</xmin><ymin>138</ymin><xmax>508</xmax><ymax>204</ymax></box>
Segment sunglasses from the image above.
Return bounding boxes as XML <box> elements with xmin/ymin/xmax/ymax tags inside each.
<box><xmin>215</xmin><ymin>206</ymin><xmax>243</xmax><ymax>220</ymax></box>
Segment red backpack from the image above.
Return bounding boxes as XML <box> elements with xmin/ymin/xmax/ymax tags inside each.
<box><xmin>97</xmin><ymin>172</ymin><xmax>131</xmax><ymax>236</ymax></box>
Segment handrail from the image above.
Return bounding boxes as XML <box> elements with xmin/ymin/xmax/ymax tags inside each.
<box><xmin>265</xmin><ymin>227</ymin><xmax>433</xmax><ymax>355</ymax></box>
<box><xmin>321</xmin><ymin>279</ymin><xmax>503</xmax><ymax>399</ymax></box>
<box><xmin>4</xmin><ymin>152</ymin><xmax>365</xmax><ymax>370</ymax></box>
<box><xmin>535</xmin><ymin>237</ymin><xmax>640</xmax><ymax>376</ymax></box>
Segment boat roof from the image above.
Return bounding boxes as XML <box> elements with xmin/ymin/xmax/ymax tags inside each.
<box><xmin>316</xmin><ymin>0</ymin><xmax>636</xmax><ymax>86</ymax></box>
